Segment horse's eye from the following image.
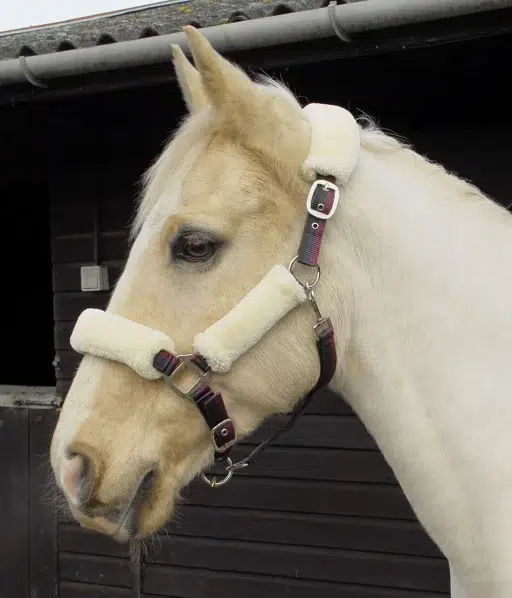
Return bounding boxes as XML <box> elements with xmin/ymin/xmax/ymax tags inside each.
<box><xmin>172</xmin><ymin>231</ymin><xmax>218</xmax><ymax>263</ymax></box>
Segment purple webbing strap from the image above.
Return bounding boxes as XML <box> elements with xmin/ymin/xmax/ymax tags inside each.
<box><xmin>297</xmin><ymin>176</ymin><xmax>337</xmax><ymax>266</ymax></box>
<box><xmin>153</xmin><ymin>350</ymin><xmax>235</xmax><ymax>461</ymax></box>
<box><xmin>153</xmin><ymin>350</ymin><xmax>181</xmax><ymax>375</ymax></box>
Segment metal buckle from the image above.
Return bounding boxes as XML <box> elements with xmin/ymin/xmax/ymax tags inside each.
<box><xmin>163</xmin><ymin>354</ymin><xmax>210</xmax><ymax>400</ymax></box>
<box><xmin>306</xmin><ymin>179</ymin><xmax>339</xmax><ymax>220</ymax></box>
<box><xmin>211</xmin><ymin>418</ymin><xmax>237</xmax><ymax>453</ymax></box>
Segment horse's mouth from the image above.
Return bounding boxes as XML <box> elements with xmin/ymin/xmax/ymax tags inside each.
<box><xmin>113</xmin><ymin>468</ymin><xmax>158</xmax><ymax>541</ymax></box>
<box><xmin>69</xmin><ymin>467</ymin><xmax>158</xmax><ymax>543</ymax></box>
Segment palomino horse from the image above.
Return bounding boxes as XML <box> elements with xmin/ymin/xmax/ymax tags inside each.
<box><xmin>51</xmin><ymin>26</ymin><xmax>512</xmax><ymax>598</ymax></box>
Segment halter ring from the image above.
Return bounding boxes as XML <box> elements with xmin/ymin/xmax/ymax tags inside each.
<box><xmin>201</xmin><ymin>457</ymin><xmax>234</xmax><ymax>488</ymax></box>
<box><xmin>288</xmin><ymin>256</ymin><xmax>321</xmax><ymax>289</ymax></box>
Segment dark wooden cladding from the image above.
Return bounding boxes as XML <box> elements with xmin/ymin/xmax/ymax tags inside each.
<box><xmin>184</xmin><ymin>476</ymin><xmax>416</xmax><ymax>520</ymax></box>
<box><xmin>29</xmin><ymin>410</ymin><xmax>59</xmax><ymax>598</ymax></box>
<box><xmin>55</xmin><ymin>349</ymin><xmax>83</xmax><ymax>380</ymax></box>
<box><xmin>59</xmin><ymin>552</ymin><xmax>133</xmax><ymax>588</ymax></box>
<box><xmin>247</xmin><ymin>414</ymin><xmax>378</xmax><ymax>450</ymax></box>
<box><xmin>54</xmin><ymin>292</ymin><xmax>108</xmax><ymax>322</ymax></box>
<box><xmin>224</xmin><ymin>445</ymin><xmax>396</xmax><ymax>483</ymax></box>
<box><xmin>143</xmin><ymin>565</ymin><xmax>449</xmax><ymax>598</ymax></box>
<box><xmin>54</xmin><ymin>322</ymin><xmax>77</xmax><ymax>351</ymax></box>
<box><xmin>304</xmin><ymin>389</ymin><xmax>354</xmax><ymax>415</ymax></box>
<box><xmin>0</xmin><ymin>408</ymin><xmax>29</xmax><ymax>598</ymax></box>
<box><xmin>60</xmin><ymin>581</ymin><xmax>132</xmax><ymax>597</ymax></box>
<box><xmin>146</xmin><ymin>535</ymin><xmax>448</xmax><ymax>592</ymax></box>
<box><xmin>52</xmin><ymin>232</ymin><xmax>129</xmax><ymax>264</ymax></box>
<box><xmin>167</xmin><ymin>505</ymin><xmax>443</xmax><ymax>558</ymax></box>
<box><xmin>59</xmin><ymin>523</ymin><xmax>130</xmax><ymax>558</ymax></box>
<box><xmin>56</xmin><ymin>379</ymin><xmax>73</xmax><ymax>398</ymax></box>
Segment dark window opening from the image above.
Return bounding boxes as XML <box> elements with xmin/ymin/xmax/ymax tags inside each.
<box><xmin>0</xmin><ymin>182</ymin><xmax>55</xmax><ymax>387</ymax></box>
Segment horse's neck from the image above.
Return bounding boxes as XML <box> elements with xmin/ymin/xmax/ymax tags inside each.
<box><xmin>322</xmin><ymin>145</ymin><xmax>512</xmax><ymax>590</ymax></box>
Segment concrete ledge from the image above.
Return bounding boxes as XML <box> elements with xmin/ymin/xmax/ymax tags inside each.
<box><xmin>0</xmin><ymin>385</ymin><xmax>61</xmax><ymax>409</ymax></box>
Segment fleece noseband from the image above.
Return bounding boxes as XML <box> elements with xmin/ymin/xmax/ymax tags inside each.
<box><xmin>70</xmin><ymin>103</ymin><xmax>360</xmax><ymax>487</ymax></box>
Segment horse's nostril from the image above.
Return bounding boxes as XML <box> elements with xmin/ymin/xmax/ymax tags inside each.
<box><xmin>62</xmin><ymin>446</ymin><xmax>99</xmax><ymax>507</ymax></box>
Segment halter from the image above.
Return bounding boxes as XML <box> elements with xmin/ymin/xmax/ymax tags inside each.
<box><xmin>70</xmin><ymin>103</ymin><xmax>361</xmax><ymax>488</ymax></box>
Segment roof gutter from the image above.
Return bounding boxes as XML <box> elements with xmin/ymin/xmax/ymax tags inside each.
<box><xmin>0</xmin><ymin>0</ymin><xmax>511</xmax><ymax>88</ymax></box>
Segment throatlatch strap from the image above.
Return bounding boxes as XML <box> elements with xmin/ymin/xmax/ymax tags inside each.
<box><xmin>298</xmin><ymin>175</ymin><xmax>337</xmax><ymax>266</ymax></box>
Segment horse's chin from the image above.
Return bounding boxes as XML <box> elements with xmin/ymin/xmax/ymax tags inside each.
<box><xmin>73</xmin><ymin>499</ymin><xmax>176</xmax><ymax>543</ymax></box>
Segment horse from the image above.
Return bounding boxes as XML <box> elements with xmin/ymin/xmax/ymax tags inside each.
<box><xmin>50</xmin><ymin>25</ymin><xmax>512</xmax><ymax>598</ymax></box>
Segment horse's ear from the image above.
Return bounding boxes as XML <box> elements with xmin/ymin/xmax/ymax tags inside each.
<box><xmin>182</xmin><ymin>26</ymin><xmax>308</xmax><ymax>163</ymax></box>
<box><xmin>172</xmin><ymin>43</ymin><xmax>208</xmax><ymax>113</ymax></box>
<box><xmin>182</xmin><ymin>26</ymin><xmax>254</xmax><ymax>116</ymax></box>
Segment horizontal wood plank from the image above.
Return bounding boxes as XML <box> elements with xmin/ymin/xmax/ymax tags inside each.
<box><xmin>54</xmin><ymin>350</ymin><xmax>82</xmax><ymax>380</ymax></box>
<box><xmin>60</xmin><ymin>581</ymin><xmax>132</xmax><ymax>598</ymax></box>
<box><xmin>59</xmin><ymin>524</ymin><xmax>130</xmax><ymax>558</ymax></box>
<box><xmin>52</xmin><ymin>235</ymin><xmax>96</xmax><ymax>264</ymax></box>
<box><xmin>143</xmin><ymin>565</ymin><xmax>449</xmax><ymax>598</ymax></box>
<box><xmin>59</xmin><ymin>552</ymin><xmax>132</xmax><ymax>588</ymax></box>
<box><xmin>54</xmin><ymin>323</ymin><xmax>75</xmax><ymax>351</ymax></box>
<box><xmin>243</xmin><ymin>414</ymin><xmax>378</xmax><ymax>450</ymax></box>
<box><xmin>51</xmin><ymin>203</ymin><xmax>95</xmax><ymax>236</ymax></box>
<box><xmin>54</xmin><ymin>292</ymin><xmax>108</xmax><ymax>322</ymax></box>
<box><xmin>207</xmin><ymin>445</ymin><xmax>396</xmax><ymax>483</ymax></box>
<box><xmin>52</xmin><ymin>232</ymin><xmax>129</xmax><ymax>265</ymax></box>
<box><xmin>165</xmin><ymin>505</ymin><xmax>442</xmax><ymax>557</ymax></box>
<box><xmin>184</xmin><ymin>477</ymin><xmax>415</xmax><ymax>520</ymax></box>
<box><xmin>51</xmin><ymin>198</ymin><xmax>134</xmax><ymax>237</ymax></box>
<box><xmin>304</xmin><ymin>389</ymin><xmax>353</xmax><ymax>415</ymax></box>
<box><xmin>146</xmin><ymin>535</ymin><xmax>448</xmax><ymax>592</ymax></box>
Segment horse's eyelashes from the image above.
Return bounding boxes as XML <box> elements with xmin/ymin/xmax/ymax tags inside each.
<box><xmin>171</xmin><ymin>230</ymin><xmax>221</xmax><ymax>263</ymax></box>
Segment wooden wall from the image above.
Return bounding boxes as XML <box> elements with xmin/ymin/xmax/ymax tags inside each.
<box><xmin>0</xmin><ymin>407</ymin><xmax>58</xmax><ymax>598</ymax></box>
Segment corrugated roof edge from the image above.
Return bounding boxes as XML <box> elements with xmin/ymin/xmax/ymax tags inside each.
<box><xmin>0</xmin><ymin>0</ymin><xmax>324</xmax><ymax>61</ymax></box>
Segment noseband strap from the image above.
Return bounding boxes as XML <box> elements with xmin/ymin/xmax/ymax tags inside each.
<box><xmin>153</xmin><ymin>350</ymin><xmax>236</xmax><ymax>460</ymax></box>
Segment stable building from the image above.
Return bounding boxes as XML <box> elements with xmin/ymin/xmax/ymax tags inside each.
<box><xmin>0</xmin><ymin>1</ymin><xmax>511</xmax><ymax>596</ymax></box>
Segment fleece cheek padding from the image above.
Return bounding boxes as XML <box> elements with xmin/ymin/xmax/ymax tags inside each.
<box><xmin>193</xmin><ymin>264</ymin><xmax>307</xmax><ymax>373</ymax></box>
<box><xmin>70</xmin><ymin>308</ymin><xmax>175</xmax><ymax>380</ymax></box>
<box><xmin>301</xmin><ymin>103</ymin><xmax>360</xmax><ymax>184</ymax></box>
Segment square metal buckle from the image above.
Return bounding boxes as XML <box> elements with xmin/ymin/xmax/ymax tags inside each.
<box><xmin>163</xmin><ymin>354</ymin><xmax>210</xmax><ymax>400</ymax></box>
<box><xmin>306</xmin><ymin>179</ymin><xmax>340</xmax><ymax>220</ymax></box>
<box><xmin>211</xmin><ymin>419</ymin><xmax>237</xmax><ymax>453</ymax></box>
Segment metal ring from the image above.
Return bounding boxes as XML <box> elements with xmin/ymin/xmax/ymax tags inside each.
<box><xmin>288</xmin><ymin>255</ymin><xmax>321</xmax><ymax>289</ymax></box>
<box><xmin>201</xmin><ymin>457</ymin><xmax>234</xmax><ymax>488</ymax></box>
